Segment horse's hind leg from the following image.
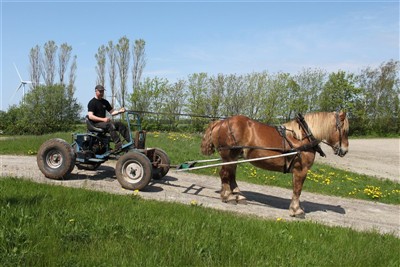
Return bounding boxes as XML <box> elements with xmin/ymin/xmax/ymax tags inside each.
<box><xmin>219</xmin><ymin>164</ymin><xmax>247</xmax><ymax>204</ymax></box>
<box><xmin>230</xmin><ymin>176</ymin><xmax>247</xmax><ymax>204</ymax></box>
<box><xmin>220</xmin><ymin>165</ymin><xmax>236</xmax><ymax>203</ymax></box>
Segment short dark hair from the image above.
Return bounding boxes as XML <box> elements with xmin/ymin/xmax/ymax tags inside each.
<box><xmin>95</xmin><ymin>85</ymin><xmax>105</xmax><ymax>91</ymax></box>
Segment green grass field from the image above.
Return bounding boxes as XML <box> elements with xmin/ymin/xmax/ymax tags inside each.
<box><xmin>1</xmin><ymin>178</ymin><xmax>399</xmax><ymax>266</ymax></box>
<box><xmin>0</xmin><ymin>131</ymin><xmax>399</xmax><ymax>204</ymax></box>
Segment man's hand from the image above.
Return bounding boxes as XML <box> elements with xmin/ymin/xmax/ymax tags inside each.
<box><xmin>119</xmin><ymin>107</ymin><xmax>126</xmax><ymax>113</ymax></box>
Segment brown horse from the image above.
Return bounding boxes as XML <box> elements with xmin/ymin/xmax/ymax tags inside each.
<box><xmin>200</xmin><ymin>111</ymin><xmax>349</xmax><ymax>217</ymax></box>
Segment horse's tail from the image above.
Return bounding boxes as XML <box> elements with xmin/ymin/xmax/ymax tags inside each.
<box><xmin>201</xmin><ymin>120</ymin><xmax>220</xmax><ymax>156</ymax></box>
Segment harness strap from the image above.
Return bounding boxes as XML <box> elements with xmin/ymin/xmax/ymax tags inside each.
<box><xmin>296</xmin><ymin>113</ymin><xmax>326</xmax><ymax>157</ymax></box>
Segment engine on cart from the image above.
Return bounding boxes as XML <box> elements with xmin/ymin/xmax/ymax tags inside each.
<box><xmin>74</xmin><ymin>133</ymin><xmax>110</xmax><ymax>160</ymax></box>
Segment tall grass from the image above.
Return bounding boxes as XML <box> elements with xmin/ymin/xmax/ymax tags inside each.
<box><xmin>1</xmin><ymin>178</ymin><xmax>399</xmax><ymax>266</ymax></box>
<box><xmin>0</xmin><ymin>131</ymin><xmax>399</xmax><ymax>204</ymax></box>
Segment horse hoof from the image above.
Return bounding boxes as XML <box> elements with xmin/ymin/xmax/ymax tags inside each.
<box><xmin>294</xmin><ymin>213</ymin><xmax>305</xmax><ymax>219</ymax></box>
<box><xmin>226</xmin><ymin>199</ymin><xmax>237</xmax><ymax>205</ymax></box>
<box><xmin>236</xmin><ymin>195</ymin><xmax>247</xmax><ymax>205</ymax></box>
<box><xmin>289</xmin><ymin>210</ymin><xmax>305</xmax><ymax>219</ymax></box>
<box><xmin>222</xmin><ymin>195</ymin><xmax>238</xmax><ymax>205</ymax></box>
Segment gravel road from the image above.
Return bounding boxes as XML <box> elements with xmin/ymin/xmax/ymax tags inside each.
<box><xmin>316</xmin><ymin>139</ymin><xmax>399</xmax><ymax>182</ymax></box>
<box><xmin>1</xmin><ymin>139</ymin><xmax>399</xmax><ymax>237</ymax></box>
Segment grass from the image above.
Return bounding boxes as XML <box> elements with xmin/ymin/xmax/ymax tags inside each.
<box><xmin>1</xmin><ymin>131</ymin><xmax>399</xmax><ymax>204</ymax></box>
<box><xmin>1</xmin><ymin>178</ymin><xmax>399</xmax><ymax>266</ymax></box>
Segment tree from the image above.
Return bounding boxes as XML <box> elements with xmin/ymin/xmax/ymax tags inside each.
<box><xmin>244</xmin><ymin>72</ymin><xmax>268</xmax><ymax>120</ymax></box>
<box><xmin>58</xmin><ymin>43</ymin><xmax>72</xmax><ymax>85</ymax></box>
<box><xmin>293</xmin><ymin>68</ymin><xmax>327</xmax><ymax>112</ymax></box>
<box><xmin>116</xmin><ymin>36</ymin><xmax>130</xmax><ymax>107</ymax></box>
<box><xmin>42</xmin><ymin>41</ymin><xmax>57</xmax><ymax>86</ymax></box>
<box><xmin>29</xmin><ymin>45</ymin><xmax>41</xmax><ymax>87</ymax></box>
<box><xmin>68</xmin><ymin>55</ymin><xmax>77</xmax><ymax>94</ymax></box>
<box><xmin>223</xmin><ymin>74</ymin><xmax>247</xmax><ymax>116</ymax></box>
<box><xmin>5</xmin><ymin>84</ymin><xmax>82</xmax><ymax>135</ymax></box>
<box><xmin>95</xmin><ymin>45</ymin><xmax>107</xmax><ymax>87</ymax></box>
<box><xmin>207</xmin><ymin>74</ymin><xmax>225</xmax><ymax>118</ymax></box>
<box><xmin>263</xmin><ymin>72</ymin><xmax>291</xmax><ymax>124</ymax></box>
<box><xmin>107</xmin><ymin>41</ymin><xmax>118</xmax><ymax>107</ymax></box>
<box><xmin>132</xmin><ymin>39</ymin><xmax>146</xmax><ymax>92</ymax></box>
<box><xmin>187</xmin><ymin>73</ymin><xmax>209</xmax><ymax>130</ymax></box>
<box><xmin>356</xmin><ymin>60</ymin><xmax>400</xmax><ymax>135</ymax></box>
<box><xmin>285</xmin><ymin>77</ymin><xmax>306</xmax><ymax>120</ymax></box>
<box><xmin>319</xmin><ymin>70</ymin><xmax>359</xmax><ymax>112</ymax></box>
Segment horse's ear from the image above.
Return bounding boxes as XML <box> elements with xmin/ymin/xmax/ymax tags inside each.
<box><xmin>339</xmin><ymin>111</ymin><xmax>346</xmax><ymax>121</ymax></box>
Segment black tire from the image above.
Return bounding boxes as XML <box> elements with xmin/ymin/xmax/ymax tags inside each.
<box><xmin>37</xmin><ymin>138</ymin><xmax>76</xmax><ymax>180</ymax></box>
<box><xmin>116</xmin><ymin>152</ymin><xmax>152</xmax><ymax>190</ymax></box>
<box><xmin>152</xmin><ymin>148</ymin><xmax>170</xmax><ymax>180</ymax></box>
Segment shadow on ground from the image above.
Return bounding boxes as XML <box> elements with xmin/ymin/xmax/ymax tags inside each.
<box><xmin>243</xmin><ymin>190</ymin><xmax>346</xmax><ymax>215</ymax></box>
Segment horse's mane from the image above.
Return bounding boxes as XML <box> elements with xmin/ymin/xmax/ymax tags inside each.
<box><xmin>283</xmin><ymin>112</ymin><xmax>349</xmax><ymax>141</ymax></box>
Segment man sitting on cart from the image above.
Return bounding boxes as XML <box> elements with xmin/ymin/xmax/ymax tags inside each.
<box><xmin>87</xmin><ymin>84</ymin><xmax>130</xmax><ymax>151</ymax></box>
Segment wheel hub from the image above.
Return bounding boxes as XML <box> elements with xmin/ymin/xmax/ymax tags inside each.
<box><xmin>124</xmin><ymin>161</ymin><xmax>143</xmax><ymax>181</ymax></box>
<box><xmin>46</xmin><ymin>150</ymin><xmax>63</xmax><ymax>168</ymax></box>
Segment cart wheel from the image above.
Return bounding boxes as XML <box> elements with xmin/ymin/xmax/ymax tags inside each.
<box><xmin>152</xmin><ymin>148</ymin><xmax>170</xmax><ymax>180</ymax></box>
<box><xmin>116</xmin><ymin>152</ymin><xmax>152</xmax><ymax>190</ymax></box>
<box><xmin>37</xmin><ymin>138</ymin><xmax>76</xmax><ymax>179</ymax></box>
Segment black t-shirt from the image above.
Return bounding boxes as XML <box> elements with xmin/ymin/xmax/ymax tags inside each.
<box><xmin>88</xmin><ymin>97</ymin><xmax>112</xmax><ymax>119</ymax></box>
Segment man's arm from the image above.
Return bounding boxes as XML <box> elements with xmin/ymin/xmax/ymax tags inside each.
<box><xmin>109</xmin><ymin>107</ymin><xmax>126</xmax><ymax>116</ymax></box>
<box><xmin>88</xmin><ymin>111</ymin><xmax>110</xmax><ymax>122</ymax></box>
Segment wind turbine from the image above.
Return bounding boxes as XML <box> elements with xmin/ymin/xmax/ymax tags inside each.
<box><xmin>11</xmin><ymin>63</ymin><xmax>34</xmax><ymax>103</ymax></box>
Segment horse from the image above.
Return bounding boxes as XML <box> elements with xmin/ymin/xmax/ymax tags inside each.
<box><xmin>200</xmin><ymin>111</ymin><xmax>349</xmax><ymax>217</ymax></box>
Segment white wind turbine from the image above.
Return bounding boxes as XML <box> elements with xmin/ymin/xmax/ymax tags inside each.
<box><xmin>11</xmin><ymin>63</ymin><xmax>34</xmax><ymax>103</ymax></box>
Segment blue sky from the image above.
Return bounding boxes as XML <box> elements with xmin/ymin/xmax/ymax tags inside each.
<box><xmin>1</xmin><ymin>0</ymin><xmax>399</xmax><ymax>112</ymax></box>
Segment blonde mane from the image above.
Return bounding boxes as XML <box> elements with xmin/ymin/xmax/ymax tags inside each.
<box><xmin>283</xmin><ymin>112</ymin><xmax>349</xmax><ymax>141</ymax></box>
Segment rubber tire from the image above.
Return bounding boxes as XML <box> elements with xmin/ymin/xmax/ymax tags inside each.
<box><xmin>152</xmin><ymin>148</ymin><xmax>170</xmax><ymax>180</ymax></box>
<box><xmin>116</xmin><ymin>152</ymin><xmax>153</xmax><ymax>191</ymax></box>
<box><xmin>37</xmin><ymin>138</ymin><xmax>76</xmax><ymax>180</ymax></box>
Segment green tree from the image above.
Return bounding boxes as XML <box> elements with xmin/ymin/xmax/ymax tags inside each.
<box><xmin>6</xmin><ymin>84</ymin><xmax>82</xmax><ymax>135</ymax></box>
<box><xmin>356</xmin><ymin>60</ymin><xmax>400</xmax><ymax>135</ymax></box>
<box><xmin>319</xmin><ymin>70</ymin><xmax>359</xmax><ymax>112</ymax></box>
<box><xmin>187</xmin><ymin>73</ymin><xmax>209</xmax><ymax>131</ymax></box>
<box><xmin>293</xmin><ymin>68</ymin><xmax>327</xmax><ymax>113</ymax></box>
<box><xmin>263</xmin><ymin>72</ymin><xmax>291</xmax><ymax>124</ymax></box>
<box><xmin>245</xmin><ymin>72</ymin><xmax>268</xmax><ymax>120</ymax></box>
<box><xmin>207</xmin><ymin>74</ymin><xmax>225</xmax><ymax>118</ymax></box>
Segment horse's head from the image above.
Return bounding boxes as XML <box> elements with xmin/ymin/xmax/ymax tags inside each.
<box><xmin>303</xmin><ymin>111</ymin><xmax>349</xmax><ymax>157</ymax></box>
<box><xmin>327</xmin><ymin>111</ymin><xmax>349</xmax><ymax>157</ymax></box>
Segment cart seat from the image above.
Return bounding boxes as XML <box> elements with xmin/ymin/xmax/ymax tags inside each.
<box><xmin>85</xmin><ymin>116</ymin><xmax>104</xmax><ymax>133</ymax></box>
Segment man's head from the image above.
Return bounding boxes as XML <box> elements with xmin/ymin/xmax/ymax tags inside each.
<box><xmin>95</xmin><ymin>85</ymin><xmax>105</xmax><ymax>99</ymax></box>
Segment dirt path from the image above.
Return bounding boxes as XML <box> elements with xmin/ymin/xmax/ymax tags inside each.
<box><xmin>1</xmin><ymin>154</ymin><xmax>399</xmax><ymax>238</ymax></box>
<box><xmin>316</xmin><ymin>139</ymin><xmax>399</xmax><ymax>182</ymax></box>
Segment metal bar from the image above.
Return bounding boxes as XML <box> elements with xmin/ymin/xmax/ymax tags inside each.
<box><xmin>175</xmin><ymin>151</ymin><xmax>299</xmax><ymax>172</ymax></box>
<box><xmin>187</xmin><ymin>158</ymin><xmax>222</xmax><ymax>164</ymax></box>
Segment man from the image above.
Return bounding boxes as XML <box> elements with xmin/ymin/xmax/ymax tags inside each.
<box><xmin>87</xmin><ymin>85</ymin><xmax>130</xmax><ymax>150</ymax></box>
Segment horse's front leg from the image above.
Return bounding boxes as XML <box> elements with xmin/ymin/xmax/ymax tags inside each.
<box><xmin>289</xmin><ymin>168</ymin><xmax>308</xmax><ymax>218</ymax></box>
